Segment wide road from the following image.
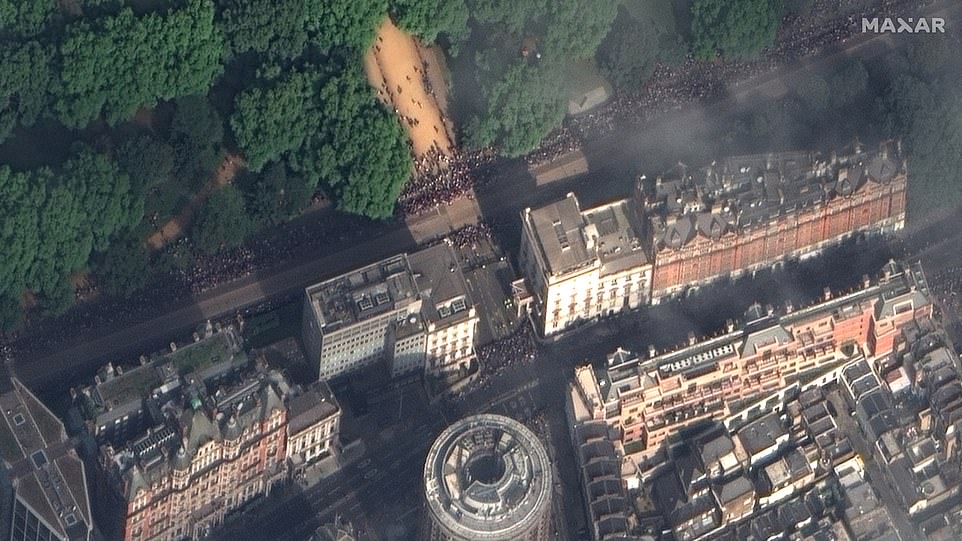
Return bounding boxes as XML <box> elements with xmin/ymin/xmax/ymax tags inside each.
<box><xmin>10</xmin><ymin>3</ymin><xmax>958</xmax><ymax>395</ymax></box>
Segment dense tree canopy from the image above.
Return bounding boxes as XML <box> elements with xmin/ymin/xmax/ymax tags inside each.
<box><xmin>95</xmin><ymin>236</ymin><xmax>150</xmax><ymax>296</ymax></box>
<box><xmin>231</xmin><ymin>70</ymin><xmax>317</xmax><ymax>172</ymax></box>
<box><xmin>310</xmin><ymin>0</ymin><xmax>386</xmax><ymax>52</ymax></box>
<box><xmin>792</xmin><ymin>72</ymin><xmax>829</xmax><ymax>112</ymax></box>
<box><xmin>880</xmin><ymin>76</ymin><xmax>962</xmax><ymax>216</ymax></box>
<box><xmin>117</xmin><ymin>134</ymin><xmax>176</xmax><ymax>194</ymax></box>
<box><xmin>246</xmin><ymin>162</ymin><xmax>313</xmax><ymax>226</ymax></box>
<box><xmin>691</xmin><ymin>0</ymin><xmax>782</xmax><ymax>61</ymax></box>
<box><xmin>218</xmin><ymin>0</ymin><xmax>313</xmax><ymax>59</ymax></box>
<box><xmin>464</xmin><ymin>60</ymin><xmax>565</xmax><ymax>157</ymax></box>
<box><xmin>0</xmin><ymin>147</ymin><xmax>140</xmax><ymax>314</ymax></box>
<box><xmin>56</xmin><ymin>0</ymin><xmax>225</xmax><ymax>127</ymax></box>
<box><xmin>193</xmin><ymin>184</ymin><xmax>252</xmax><ymax>253</ymax></box>
<box><xmin>541</xmin><ymin>0</ymin><xmax>618</xmax><ymax>60</ymax></box>
<box><xmin>0</xmin><ymin>0</ymin><xmax>57</xmax><ymax>39</ymax></box>
<box><xmin>0</xmin><ymin>41</ymin><xmax>57</xmax><ymax>142</ymax></box>
<box><xmin>390</xmin><ymin>0</ymin><xmax>469</xmax><ymax>47</ymax></box>
<box><xmin>466</xmin><ymin>0</ymin><xmax>545</xmax><ymax>34</ymax></box>
<box><xmin>597</xmin><ymin>8</ymin><xmax>685</xmax><ymax>93</ymax></box>
<box><xmin>828</xmin><ymin>60</ymin><xmax>868</xmax><ymax>109</ymax></box>
<box><xmin>457</xmin><ymin>0</ymin><xmax>619</xmax><ymax>156</ymax></box>
<box><xmin>232</xmin><ymin>65</ymin><xmax>410</xmax><ymax>218</ymax></box>
<box><xmin>170</xmin><ymin>94</ymin><xmax>225</xmax><ymax>181</ymax></box>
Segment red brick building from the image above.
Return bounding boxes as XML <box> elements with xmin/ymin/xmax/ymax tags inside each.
<box><xmin>574</xmin><ymin>261</ymin><xmax>931</xmax><ymax>462</ymax></box>
<box><xmin>645</xmin><ymin>142</ymin><xmax>906</xmax><ymax>301</ymax></box>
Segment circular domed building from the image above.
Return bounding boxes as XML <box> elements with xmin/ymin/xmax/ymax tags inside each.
<box><xmin>418</xmin><ymin>414</ymin><xmax>553</xmax><ymax>541</ymax></box>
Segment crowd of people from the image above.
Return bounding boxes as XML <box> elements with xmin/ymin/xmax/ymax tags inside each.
<box><xmin>524</xmin><ymin>127</ymin><xmax>581</xmax><ymax>168</ymax></box>
<box><xmin>929</xmin><ymin>265</ymin><xmax>962</xmax><ymax>338</ymax></box>
<box><xmin>477</xmin><ymin>326</ymin><xmax>539</xmax><ymax>379</ymax></box>
<box><xmin>446</xmin><ymin>222</ymin><xmax>495</xmax><ymax>250</ymax></box>
<box><xmin>397</xmin><ymin>146</ymin><xmax>498</xmax><ymax>215</ymax></box>
<box><xmin>446</xmin><ymin>325</ymin><xmax>540</xmax><ymax>403</ymax></box>
<box><xmin>4</xmin><ymin>1</ymin><xmax>912</xmax><ymax>359</ymax></box>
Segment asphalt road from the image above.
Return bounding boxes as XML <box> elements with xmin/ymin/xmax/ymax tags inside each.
<box><xmin>14</xmin><ymin>10</ymin><xmax>947</xmax><ymax>398</ymax></box>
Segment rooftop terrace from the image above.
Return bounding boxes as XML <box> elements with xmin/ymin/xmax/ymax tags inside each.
<box><xmin>306</xmin><ymin>255</ymin><xmax>419</xmax><ymax>333</ymax></box>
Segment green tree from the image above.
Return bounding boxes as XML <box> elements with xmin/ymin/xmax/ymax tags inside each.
<box><xmin>117</xmin><ymin>135</ymin><xmax>176</xmax><ymax>194</ymax></box>
<box><xmin>219</xmin><ymin>0</ymin><xmax>312</xmax><ymax>59</ymax></box>
<box><xmin>310</xmin><ymin>0</ymin><xmax>386</xmax><ymax>52</ymax></box>
<box><xmin>0</xmin><ymin>166</ymin><xmax>43</xmax><ymax>301</ymax></box>
<box><xmin>247</xmin><ymin>162</ymin><xmax>313</xmax><ymax>226</ymax></box>
<box><xmin>0</xmin><ymin>41</ymin><xmax>57</xmax><ymax>142</ymax></box>
<box><xmin>881</xmin><ymin>76</ymin><xmax>962</xmax><ymax>216</ymax></box>
<box><xmin>193</xmin><ymin>184</ymin><xmax>252</xmax><ymax>253</ymax></box>
<box><xmin>29</xmin><ymin>148</ymin><xmax>140</xmax><ymax>295</ymax></box>
<box><xmin>691</xmin><ymin>0</ymin><xmax>782</xmax><ymax>61</ymax></box>
<box><xmin>170</xmin><ymin>95</ymin><xmax>225</xmax><ymax>180</ymax></box>
<box><xmin>230</xmin><ymin>70</ymin><xmax>318</xmax><ymax>172</ymax></box>
<box><xmin>792</xmin><ymin>72</ymin><xmax>829</xmax><ymax>112</ymax></box>
<box><xmin>828</xmin><ymin>60</ymin><xmax>868</xmax><ymax>109</ymax></box>
<box><xmin>38</xmin><ymin>278</ymin><xmax>75</xmax><ymax>316</ymax></box>
<box><xmin>0</xmin><ymin>293</ymin><xmax>23</xmax><ymax>334</ymax></box>
<box><xmin>290</xmin><ymin>67</ymin><xmax>410</xmax><ymax>218</ymax></box>
<box><xmin>541</xmin><ymin>0</ymin><xmax>618</xmax><ymax>60</ymax></box>
<box><xmin>390</xmin><ymin>0</ymin><xmax>469</xmax><ymax>46</ymax></box>
<box><xmin>597</xmin><ymin>11</ymin><xmax>662</xmax><ymax>92</ymax></box>
<box><xmin>232</xmin><ymin>64</ymin><xmax>410</xmax><ymax>219</ymax></box>
<box><xmin>467</xmin><ymin>0</ymin><xmax>546</xmax><ymax>34</ymax></box>
<box><xmin>56</xmin><ymin>0</ymin><xmax>225</xmax><ymax>127</ymax></box>
<box><xmin>464</xmin><ymin>60</ymin><xmax>565</xmax><ymax>157</ymax></box>
<box><xmin>95</xmin><ymin>236</ymin><xmax>150</xmax><ymax>296</ymax></box>
<box><xmin>0</xmin><ymin>0</ymin><xmax>57</xmax><ymax>39</ymax></box>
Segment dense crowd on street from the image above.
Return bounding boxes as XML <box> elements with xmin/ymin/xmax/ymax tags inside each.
<box><xmin>447</xmin><ymin>326</ymin><xmax>541</xmax><ymax>403</ymax></box>
<box><xmin>2</xmin><ymin>0</ymin><xmax>921</xmax><ymax>360</ymax></box>
<box><xmin>929</xmin><ymin>265</ymin><xmax>962</xmax><ymax>338</ymax></box>
<box><xmin>446</xmin><ymin>222</ymin><xmax>495</xmax><ymax>249</ymax></box>
<box><xmin>530</xmin><ymin>0</ymin><xmax>919</xmax><ymax>162</ymax></box>
<box><xmin>397</xmin><ymin>146</ymin><xmax>498</xmax><ymax>215</ymax></box>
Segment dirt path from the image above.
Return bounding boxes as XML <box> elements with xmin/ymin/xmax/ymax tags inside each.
<box><xmin>363</xmin><ymin>19</ymin><xmax>455</xmax><ymax>157</ymax></box>
<box><xmin>146</xmin><ymin>153</ymin><xmax>244</xmax><ymax>250</ymax></box>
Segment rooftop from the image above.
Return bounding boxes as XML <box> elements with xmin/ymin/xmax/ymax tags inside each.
<box><xmin>422</xmin><ymin>414</ymin><xmax>552</xmax><ymax>539</ymax></box>
<box><xmin>306</xmin><ymin>255</ymin><xmax>419</xmax><ymax>334</ymax></box>
<box><xmin>737</xmin><ymin>413</ymin><xmax>787</xmax><ymax>456</ymax></box>
<box><xmin>1</xmin><ymin>379</ymin><xmax>91</xmax><ymax>541</ymax></box>
<box><xmin>648</xmin><ymin>142</ymin><xmax>905</xmax><ymax>250</ymax></box>
<box><xmin>288</xmin><ymin>380</ymin><xmax>340</xmax><ymax>436</ymax></box>
<box><xmin>523</xmin><ymin>193</ymin><xmax>649</xmax><ymax>278</ymax></box>
<box><xmin>409</xmin><ymin>243</ymin><xmax>474</xmax><ymax>327</ymax></box>
<box><xmin>604</xmin><ymin>260</ymin><xmax>927</xmax><ymax>389</ymax></box>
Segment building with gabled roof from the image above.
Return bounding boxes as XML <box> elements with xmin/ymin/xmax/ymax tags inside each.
<box><xmin>75</xmin><ymin>326</ymin><xmax>341</xmax><ymax>541</ymax></box>
<box><xmin>644</xmin><ymin>142</ymin><xmax>906</xmax><ymax>301</ymax></box>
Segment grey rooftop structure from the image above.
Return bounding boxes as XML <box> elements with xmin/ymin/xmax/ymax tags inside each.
<box><xmin>1</xmin><ymin>378</ymin><xmax>92</xmax><ymax>541</ymax></box>
<box><xmin>306</xmin><ymin>255</ymin><xmax>419</xmax><ymax>335</ymax></box>
<box><xmin>522</xmin><ymin>193</ymin><xmax>649</xmax><ymax>278</ymax></box>
<box><xmin>421</xmin><ymin>414</ymin><xmax>552</xmax><ymax>541</ymax></box>
<box><xmin>647</xmin><ymin>142</ymin><xmax>905</xmax><ymax>249</ymax></box>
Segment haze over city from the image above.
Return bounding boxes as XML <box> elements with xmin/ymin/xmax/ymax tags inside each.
<box><xmin>1</xmin><ymin>1</ymin><xmax>961</xmax><ymax>541</ymax></box>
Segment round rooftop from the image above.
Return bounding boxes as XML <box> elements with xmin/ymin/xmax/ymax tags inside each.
<box><xmin>422</xmin><ymin>414</ymin><xmax>552</xmax><ymax>540</ymax></box>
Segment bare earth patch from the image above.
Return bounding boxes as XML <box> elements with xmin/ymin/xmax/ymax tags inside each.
<box><xmin>364</xmin><ymin>19</ymin><xmax>455</xmax><ymax>158</ymax></box>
